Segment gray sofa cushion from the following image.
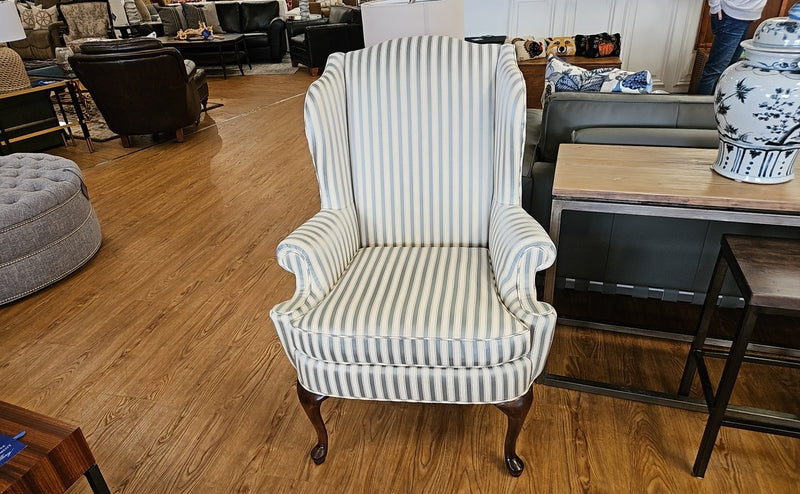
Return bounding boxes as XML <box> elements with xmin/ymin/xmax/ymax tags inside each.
<box><xmin>571</xmin><ymin>127</ymin><xmax>719</xmax><ymax>149</ymax></box>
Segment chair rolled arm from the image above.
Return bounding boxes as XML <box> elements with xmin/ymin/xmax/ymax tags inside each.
<box><xmin>273</xmin><ymin>206</ymin><xmax>360</xmax><ymax>316</ymax></box>
<box><xmin>489</xmin><ymin>204</ymin><xmax>556</xmax><ymax>321</ymax></box>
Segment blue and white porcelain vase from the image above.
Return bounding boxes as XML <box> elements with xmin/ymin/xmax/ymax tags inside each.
<box><xmin>712</xmin><ymin>5</ymin><xmax>800</xmax><ymax>184</ymax></box>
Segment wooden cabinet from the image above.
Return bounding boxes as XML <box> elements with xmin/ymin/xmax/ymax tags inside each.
<box><xmin>518</xmin><ymin>55</ymin><xmax>622</xmax><ymax>109</ymax></box>
<box><xmin>690</xmin><ymin>0</ymin><xmax>793</xmax><ymax>92</ymax></box>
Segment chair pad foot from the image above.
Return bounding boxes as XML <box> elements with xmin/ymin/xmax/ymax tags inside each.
<box><xmin>505</xmin><ymin>455</ymin><xmax>524</xmax><ymax>477</ymax></box>
<box><xmin>311</xmin><ymin>443</ymin><xmax>327</xmax><ymax>465</ymax></box>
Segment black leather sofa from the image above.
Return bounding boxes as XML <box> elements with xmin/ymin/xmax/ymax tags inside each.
<box><xmin>70</xmin><ymin>38</ymin><xmax>209</xmax><ymax>147</ymax></box>
<box><xmin>209</xmin><ymin>0</ymin><xmax>287</xmax><ymax>63</ymax></box>
<box><xmin>288</xmin><ymin>5</ymin><xmax>363</xmax><ymax>75</ymax></box>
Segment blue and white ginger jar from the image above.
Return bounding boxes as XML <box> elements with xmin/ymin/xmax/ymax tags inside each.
<box><xmin>712</xmin><ymin>5</ymin><xmax>800</xmax><ymax>184</ymax></box>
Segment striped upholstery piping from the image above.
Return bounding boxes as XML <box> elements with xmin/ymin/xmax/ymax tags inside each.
<box><xmin>295</xmin><ymin>351</ymin><xmax>535</xmax><ymax>405</ymax></box>
<box><xmin>270</xmin><ymin>36</ymin><xmax>557</xmax><ymax>404</ymax></box>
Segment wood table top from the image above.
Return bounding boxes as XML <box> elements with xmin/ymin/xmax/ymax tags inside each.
<box><xmin>0</xmin><ymin>401</ymin><xmax>95</xmax><ymax>493</ymax></box>
<box><xmin>553</xmin><ymin>144</ymin><xmax>800</xmax><ymax>213</ymax></box>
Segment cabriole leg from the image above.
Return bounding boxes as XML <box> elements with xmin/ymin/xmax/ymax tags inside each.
<box><xmin>296</xmin><ymin>380</ymin><xmax>329</xmax><ymax>465</ymax></box>
<box><xmin>495</xmin><ymin>386</ymin><xmax>534</xmax><ymax>477</ymax></box>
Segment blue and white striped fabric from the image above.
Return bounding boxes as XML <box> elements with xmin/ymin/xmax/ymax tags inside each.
<box><xmin>271</xmin><ymin>36</ymin><xmax>557</xmax><ymax>404</ymax></box>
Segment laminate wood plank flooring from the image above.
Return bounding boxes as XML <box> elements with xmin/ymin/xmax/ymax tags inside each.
<box><xmin>1</xmin><ymin>73</ymin><xmax>798</xmax><ymax>493</ymax></box>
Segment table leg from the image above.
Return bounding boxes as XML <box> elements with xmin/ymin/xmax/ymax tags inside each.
<box><xmin>84</xmin><ymin>464</ymin><xmax>111</xmax><ymax>494</ymax></box>
<box><xmin>67</xmin><ymin>80</ymin><xmax>93</xmax><ymax>152</ymax></box>
<box><xmin>678</xmin><ymin>251</ymin><xmax>729</xmax><ymax>395</ymax></box>
<box><xmin>692</xmin><ymin>305</ymin><xmax>759</xmax><ymax>477</ymax></box>
<box><xmin>218</xmin><ymin>45</ymin><xmax>227</xmax><ymax>79</ymax></box>
<box><xmin>543</xmin><ymin>199</ymin><xmax>564</xmax><ymax>305</ymax></box>
<box><xmin>242</xmin><ymin>38</ymin><xmax>251</xmax><ymax>70</ymax></box>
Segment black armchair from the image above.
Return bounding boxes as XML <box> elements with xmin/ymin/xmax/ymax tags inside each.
<box><xmin>69</xmin><ymin>38</ymin><xmax>209</xmax><ymax>147</ymax></box>
<box><xmin>288</xmin><ymin>6</ymin><xmax>364</xmax><ymax>76</ymax></box>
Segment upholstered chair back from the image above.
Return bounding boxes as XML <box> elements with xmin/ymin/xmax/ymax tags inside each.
<box><xmin>306</xmin><ymin>36</ymin><xmax>523</xmax><ymax>248</ymax></box>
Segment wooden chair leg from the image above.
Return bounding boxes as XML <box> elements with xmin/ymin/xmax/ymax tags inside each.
<box><xmin>495</xmin><ymin>386</ymin><xmax>534</xmax><ymax>477</ymax></box>
<box><xmin>120</xmin><ymin>135</ymin><xmax>131</xmax><ymax>148</ymax></box>
<box><xmin>296</xmin><ymin>380</ymin><xmax>329</xmax><ymax>465</ymax></box>
<box><xmin>175</xmin><ymin>128</ymin><xmax>184</xmax><ymax>143</ymax></box>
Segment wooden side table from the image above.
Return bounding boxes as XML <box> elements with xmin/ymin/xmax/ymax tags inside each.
<box><xmin>677</xmin><ymin>235</ymin><xmax>800</xmax><ymax>477</ymax></box>
<box><xmin>0</xmin><ymin>401</ymin><xmax>109</xmax><ymax>494</ymax></box>
<box><xmin>517</xmin><ymin>55</ymin><xmax>622</xmax><ymax>109</ymax></box>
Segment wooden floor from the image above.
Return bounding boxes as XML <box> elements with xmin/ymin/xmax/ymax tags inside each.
<box><xmin>1</xmin><ymin>72</ymin><xmax>799</xmax><ymax>493</ymax></box>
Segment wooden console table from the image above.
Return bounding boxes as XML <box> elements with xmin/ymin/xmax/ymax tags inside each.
<box><xmin>518</xmin><ymin>55</ymin><xmax>621</xmax><ymax>109</ymax></box>
<box><xmin>539</xmin><ymin>144</ymin><xmax>800</xmax><ymax>410</ymax></box>
<box><xmin>0</xmin><ymin>401</ymin><xmax>109</xmax><ymax>494</ymax></box>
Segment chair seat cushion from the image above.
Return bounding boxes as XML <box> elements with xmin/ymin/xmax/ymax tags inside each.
<box><xmin>293</xmin><ymin>246</ymin><xmax>529</xmax><ymax>367</ymax></box>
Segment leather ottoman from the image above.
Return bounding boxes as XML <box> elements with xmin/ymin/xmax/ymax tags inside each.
<box><xmin>0</xmin><ymin>153</ymin><xmax>102</xmax><ymax>305</ymax></box>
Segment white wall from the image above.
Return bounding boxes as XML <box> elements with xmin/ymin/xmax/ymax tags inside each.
<box><xmin>463</xmin><ymin>0</ymin><xmax>705</xmax><ymax>93</ymax></box>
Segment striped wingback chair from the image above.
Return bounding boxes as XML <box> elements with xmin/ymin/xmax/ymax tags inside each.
<box><xmin>270</xmin><ymin>35</ymin><xmax>557</xmax><ymax>476</ymax></box>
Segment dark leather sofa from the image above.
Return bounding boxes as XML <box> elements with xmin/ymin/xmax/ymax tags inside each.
<box><xmin>525</xmin><ymin>91</ymin><xmax>800</xmax><ymax>303</ymax></box>
<box><xmin>69</xmin><ymin>38</ymin><xmax>209</xmax><ymax>147</ymax></box>
<box><xmin>288</xmin><ymin>5</ymin><xmax>363</xmax><ymax>75</ymax></box>
<box><xmin>209</xmin><ymin>0</ymin><xmax>287</xmax><ymax>62</ymax></box>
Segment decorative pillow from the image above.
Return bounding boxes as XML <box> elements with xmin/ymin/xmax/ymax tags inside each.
<box><xmin>134</xmin><ymin>0</ymin><xmax>152</xmax><ymax>22</ymax></box>
<box><xmin>507</xmin><ymin>37</ymin><xmax>547</xmax><ymax>61</ymax></box>
<box><xmin>575</xmin><ymin>32</ymin><xmax>621</xmax><ymax>58</ymax></box>
<box><xmin>17</xmin><ymin>3</ymin><xmax>58</xmax><ymax>30</ymax></box>
<box><xmin>542</xmin><ymin>55</ymin><xmax>652</xmax><ymax>105</ymax></box>
<box><xmin>155</xmin><ymin>5</ymin><xmax>188</xmax><ymax>36</ymax></box>
<box><xmin>60</xmin><ymin>3</ymin><xmax>109</xmax><ymax>38</ymax></box>
<box><xmin>16</xmin><ymin>2</ymin><xmax>36</xmax><ymax>30</ymax></box>
<box><xmin>125</xmin><ymin>0</ymin><xmax>141</xmax><ymax>24</ymax></box>
<box><xmin>328</xmin><ymin>5</ymin><xmax>356</xmax><ymax>24</ymax></box>
<box><xmin>545</xmin><ymin>36</ymin><xmax>576</xmax><ymax>57</ymax></box>
<box><xmin>182</xmin><ymin>3</ymin><xmax>226</xmax><ymax>33</ymax></box>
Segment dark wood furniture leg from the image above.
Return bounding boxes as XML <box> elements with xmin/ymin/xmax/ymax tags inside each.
<box><xmin>495</xmin><ymin>386</ymin><xmax>534</xmax><ymax>477</ymax></box>
<box><xmin>296</xmin><ymin>380</ymin><xmax>329</xmax><ymax>465</ymax></box>
<box><xmin>84</xmin><ymin>463</ymin><xmax>112</xmax><ymax>494</ymax></box>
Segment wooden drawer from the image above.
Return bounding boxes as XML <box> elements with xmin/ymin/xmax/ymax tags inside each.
<box><xmin>518</xmin><ymin>56</ymin><xmax>622</xmax><ymax>109</ymax></box>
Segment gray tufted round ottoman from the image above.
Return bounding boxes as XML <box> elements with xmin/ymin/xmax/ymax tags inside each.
<box><xmin>1</xmin><ymin>153</ymin><xmax>102</xmax><ymax>305</ymax></box>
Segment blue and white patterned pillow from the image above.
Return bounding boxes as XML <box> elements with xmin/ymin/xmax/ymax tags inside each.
<box><xmin>542</xmin><ymin>54</ymin><xmax>652</xmax><ymax>105</ymax></box>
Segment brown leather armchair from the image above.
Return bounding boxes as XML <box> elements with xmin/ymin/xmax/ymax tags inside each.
<box><xmin>69</xmin><ymin>38</ymin><xmax>209</xmax><ymax>147</ymax></box>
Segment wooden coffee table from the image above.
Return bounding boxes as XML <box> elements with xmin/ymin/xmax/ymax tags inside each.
<box><xmin>157</xmin><ymin>33</ymin><xmax>251</xmax><ymax>79</ymax></box>
<box><xmin>0</xmin><ymin>401</ymin><xmax>109</xmax><ymax>494</ymax></box>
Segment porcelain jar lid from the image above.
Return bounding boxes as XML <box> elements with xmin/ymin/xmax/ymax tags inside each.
<box><xmin>750</xmin><ymin>5</ymin><xmax>800</xmax><ymax>50</ymax></box>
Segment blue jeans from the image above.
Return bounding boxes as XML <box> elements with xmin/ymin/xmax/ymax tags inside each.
<box><xmin>696</xmin><ymin>12</ymin><xmax>752</xmax><ymax>95</ymax></box>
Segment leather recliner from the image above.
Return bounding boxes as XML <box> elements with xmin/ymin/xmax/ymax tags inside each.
<box><xmin>288</xmin><ymin>5</ymin><xmax>363</xmax><ymax>76</ymax></box>
<box><xmin>69</xmin><ymin>38</ymin><xmax>209</xmax><ymax>147</ymax></box>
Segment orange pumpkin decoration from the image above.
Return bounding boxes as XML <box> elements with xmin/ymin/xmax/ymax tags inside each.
<box><xmin>598</xmin><ymin>41</ymin><xmax>614</xmax><ymax>56</ymax></box>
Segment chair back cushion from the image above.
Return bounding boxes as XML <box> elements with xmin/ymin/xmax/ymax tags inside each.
<box><xmin>344</xmin><ymin>36</ymin><xmax>501</xmax><ymax>247</ymax></box>
<box><xmin>58</xmin><ymin>1</ymin><xmax>111</xmax><ymax>38</ymax></box>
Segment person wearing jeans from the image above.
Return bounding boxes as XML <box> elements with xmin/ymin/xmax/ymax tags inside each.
<box><xmin>696</xmin><ymin>0</ymin><xmax>768</xmax><ymax>95</ymax></box>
